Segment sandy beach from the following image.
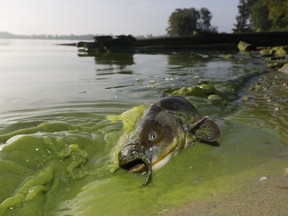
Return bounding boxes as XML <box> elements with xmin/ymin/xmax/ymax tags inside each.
<box><xmin>159</xmin><ymin>174</ymin><xmax>288</xmax><ymax>216</ymax></box>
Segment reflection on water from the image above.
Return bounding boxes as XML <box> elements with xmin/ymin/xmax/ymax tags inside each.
<box><xmin>94</xmin><ymin>53</ymin><xmax>134</xmax><ymax>76</ymax></box>
<box><xmin>167</xmin><ymin>52</ymin><xmax>212</xmax><ymax>68</ymax></box>
<box><xmin>94</xmin><ymin>53</ymin><xmax>134</xmax><ymax>67</ymax></box>
<box><xmin>0</xmin><ymin>40</ymin><xmax>287</xmax><ymax>216</ymax></box>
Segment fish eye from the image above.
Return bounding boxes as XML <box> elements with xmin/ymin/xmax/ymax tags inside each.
<box><xmin>148</xmin><ymin>132</ymin><xmax>158</xmax><ymax>141</ymax></box>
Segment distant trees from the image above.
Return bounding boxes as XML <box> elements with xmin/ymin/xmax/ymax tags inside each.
<box><xmin>0</xmin><ymin>31</ymin><xmax>94</xmax><ymax>40</ymax></box>
<box><xmin>249</xmin><ymin>0</ymin><xmax>271</xmax><ymax>32</ymax></box>
<box><xmin>234</xmin><ymin>0</ymin><xmax>288</xmax><ymax>32</ymax></box>
<box><xmin>166</xmin><ymin>7</ymin><xmax>217</xmax><ymax>36</ymax></box>
<box><xmin>251</xmin><ymin>0</ymin><xmax>288</xmax><ymax>31</ymax></box>
<box><xmin>233</xmin><ymin>0</ymin><xmax>252</xmax><ymax>32</ymax></box>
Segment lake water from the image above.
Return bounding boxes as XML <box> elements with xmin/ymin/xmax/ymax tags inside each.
<box><xmin>0</xmin><ymin>39</ymin><xmax>287</xmax><ymax>215</ymax></box>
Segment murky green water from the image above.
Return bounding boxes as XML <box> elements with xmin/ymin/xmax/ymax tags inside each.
<box><xmin>0</xmin><ymin>39</ymin><xmax>287</xmax><ymax>216</ymax></box>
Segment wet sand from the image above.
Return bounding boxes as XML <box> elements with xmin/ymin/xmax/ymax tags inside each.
<box><xmin>159</xmin><ymin>175</ymin><xmax>288</xmax><ymax>216</ymax></box>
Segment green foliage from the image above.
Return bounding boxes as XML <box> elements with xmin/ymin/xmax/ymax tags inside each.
<box><xmin>249</xmin><ymin>0</ymin><xmax>271</xmax><ymax>31</ymax></box>
<box><xmin>238</xmin><ymin>0</ymin><xmax>288</xmax><ymax>32</ymax></box>
<box><xmin>233</xmin><ymin>0</ymin><xmax>252</xmax><ymax>32</ymax></box>
<box><xmin>166</xmin><ymin>7</ymin><xmax>217</xmax><ymax>36</ymax></box>
<box><xmin>198</xmin><ymin>8</ymin><xmax>213</xmax><ymax>32</ymax></box>
<box><xmin>265</xmin><ymin>0</ymin><xmax>288</xmax><ymax>31</ymax></box>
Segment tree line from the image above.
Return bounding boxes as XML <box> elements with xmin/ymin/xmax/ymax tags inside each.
<box><xmin>166</xmin><ymin>7</ymin><xmax>217</xmax><ymax>36</ymax></box>
<box><xmin>166</xmin><ymin>0</ymin><xmax>288</xmax><ymax>36</ymax></box>
<box><xmin>233</xmin><ymin>0</ymin><xmax>288</xmax><ymax>32</ymax></box>
<box><xmin>0</xmin><ymin>31</ymin><xmax>94</xmax><ymax>40</ymax></box>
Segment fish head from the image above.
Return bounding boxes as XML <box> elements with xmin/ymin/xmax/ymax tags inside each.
<box><xmin>118</xmin><ymin>104</ymin><xmax>185</xmax><ymax>176</ymax></box>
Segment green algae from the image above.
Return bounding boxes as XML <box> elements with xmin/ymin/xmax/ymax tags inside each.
<box><xmin>0</xmin><ymin>168</ymin><xmax>53</xmax><ymax>215</ymax></box>
<box><xmin>0</xmin><ymin>127</ymin><xmax>108</xmax><ymax>215</ymax></box>
<box><xmin>171</xmin><ymin>85</ymin><xmax>214</xmax><ymax>98</ymax></box>
<box><xmin>171</xmin><ymin>84</ymin><xmax>219</xmax><ymax>98</ymax></box>
<box><xmin>107</xmin><ymin>105</ymin><xmax>147</xmax><ymax>135</ymax></box>
<box><xmin>225</xmin><ymin>53</ymin><xmax>234</xmax><ymax>60</ymax></box>
<box><xmin>237</xmin><ymin>41</ymin><xmax>255</xmax><ymax>52</ymax></box>
<box><xmin>208</xmin><ymin>94</ymin><xmax>227</xmax><ymax>106</ymax></box>
<box><xmin>0</xmin><ymin>121</ymin><xmax>77</xmax><ymax>144</ymax></box>
<box><xmin>259</xmin><ymin>46</ymin><xmax>287</xmax><ymax>58</ymax></box>
<box><xmin>55</xmin><ymin>119</ymin><xmax>288</xmax><ymax>216</ymax></box>
<box><xmin>0</xmin><ymin>84</ymin><xmax>287</xmax><ymax>216</ymax></box>
<box><xmin>256</xmin><ymin>46</ymin><xmax>288</xmax><ymax>69</ymax></box>
<box><xmin>0</xmin><ymin>102</ymin><xmax>287</xmax><ymax>216</ymax></box>
<box><xmin>170</xmin><ymin>84</ymin><xmax>228</xmax><ymax>106</ymax></box>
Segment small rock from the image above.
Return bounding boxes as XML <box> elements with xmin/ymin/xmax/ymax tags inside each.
<box><xmin>238</xmin><ymin>41</ymin><xmax>256</xmax><ymax>52</ymax></box>
<box><xmin>279</xmin><ymin>63</ymin><xmax>288</xmax><ymax>74</ymax></box>
<box><xmin>259</xmin><ymin>176</ymin><xmax>268</xmax><ymax>182</ymax></box>
<box><xmin>225</xmin><ymin>54</ymin><xmax>233</xmax><ymax>60</ymax></box>
<box><xmin>241</xmin><ymin>95</ymin><xmax>250</xmax><ymax>102</ymax></box>
<box><xmin>208</xmin><ymin>94</ymin><xmax>227</xmax><ymax>106</ymax></box>
<box><xmin>273</xmin><ymin>46</ymin><xmax>287</xmax><ymax>57</ymax></box>
<box><xmin>283</xmin><ymin>168</ymin><xmax>288</xmax><ymax>176</ymax></box>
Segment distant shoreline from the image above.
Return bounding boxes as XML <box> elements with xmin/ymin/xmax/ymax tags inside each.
<box><xmin>0</xmin><ymin>31</ymin><xmax>94</xmax><ymax>40</ymax></box>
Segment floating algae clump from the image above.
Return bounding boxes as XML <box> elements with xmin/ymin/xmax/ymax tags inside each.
<box><xmin>58</xmin><ymin>144</ymin><xmax>88</xmax><ymax>179</ymax></box>
<box><xmin>260</xmin><ymin>46</ymin><xmax>287</xmax><ymax>58</ymax></box>
<box><xmin>237</xmin><ymin>41</ymin><xmax>255</xmax><ymax>52</ymax></box>
<box><xmin>208</xmin><ymin>94</ymin><xmax>227</xmax><ymax>106</ymax></box>
<box><xmin>171</xmin><ymin>84</ymin><xmax>227</xmax><ymax>105</ymax></box>
<box><xmin>0</xmin><ymin>132</ymin><xmax>91</xmax><ymax>215</ymax></box>
<box><xmin>172</xmin><ymin>84</ymin><xmax>213</xmax><ymax>97</ymax></box>
<box><xmin>0</xmin><ymin>168</ymin><xmax>53</xmax><ymax>215</ymax></box>
<box><xmin>107</xmin><ymin>105</ymin><xmax>147</xmax><ymax>135</ymax></box>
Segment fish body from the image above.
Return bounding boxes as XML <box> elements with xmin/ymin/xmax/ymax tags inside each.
<box><xmin>118</xmin><ymin>96</ymin><xmax>220</xmax><ymax>185</ymax></box>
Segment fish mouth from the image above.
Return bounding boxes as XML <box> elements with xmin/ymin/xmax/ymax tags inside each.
<box><xmin>119</xmin><ymin>156</ymin><xmax>153</xmax><ymax>186</ymax></box>
<box><xmin>120</xmin><ymin>159</ymin><xmax>147</xmax><ymax>173</ymax></box>
<box><xmin>118</xmin><ymin>140</ymin><xmax>179</xmax><ymax>186</ymax></box>
<box><xmin>119</xmin><ymin>149</ymin><xmax>174</xmax><ymax>173</ymax></box>
<box><xmin>119</xmin><ymin>139</ymin><xmax>179</xmax><ymax>173</ymax></box>
<box><xmin>118</xmin><ymin>144</ymin><xmax>151</xmax><ymax>173</ymax></box>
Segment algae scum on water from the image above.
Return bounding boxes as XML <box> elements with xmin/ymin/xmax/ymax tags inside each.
<box><xmin>0</xmin><ymin>51</ymin><xmax>288</xmax><ymax>216</ymax></box>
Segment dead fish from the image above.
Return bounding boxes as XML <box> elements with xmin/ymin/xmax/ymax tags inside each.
<box><xmin>118</xmin><ymin>96</ymin><xmax>220</xmax><ymax>186</ymax></box>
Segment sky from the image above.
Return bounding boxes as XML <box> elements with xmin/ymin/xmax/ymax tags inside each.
<box><xmin>0</xmin><ymin>0</ymin><xmax>239</xmax><ymax>36</ymax></box>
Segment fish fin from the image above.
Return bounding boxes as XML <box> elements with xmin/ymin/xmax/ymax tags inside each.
<box><xmin>190</xmin><ymin>116</ymin><xmax>220</xmax><ymax>143</ymax></box>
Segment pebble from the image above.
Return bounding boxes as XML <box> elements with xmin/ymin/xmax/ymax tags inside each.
<box><xmin>279</xmin><ymin>63</ymin><xmax>288</xmax><ymax>74</ymax></box>
<box><xmin>259</xmin><ymin>176</ymin><xmax>268</xmax><ymax>182</ymax></box>
<box><xmin>241</xmin><ymin>95</ymin><xmax>250</xmax><ymax>102</ymax></box>
<box><xmin>283</xmin><ymin>168</ymin><xmax>288</xmax><ymax>176</ymax></box>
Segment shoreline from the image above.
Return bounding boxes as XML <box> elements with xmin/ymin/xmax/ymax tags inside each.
<box><xmin>158</xmin><ymin>173</ymin><xmax>288</xmax><ymax>216</ymax></box>
<box><xmin>76</xmin><ymin>31</ymin><xmax>288</xmax><ymax>54</ymax></box>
